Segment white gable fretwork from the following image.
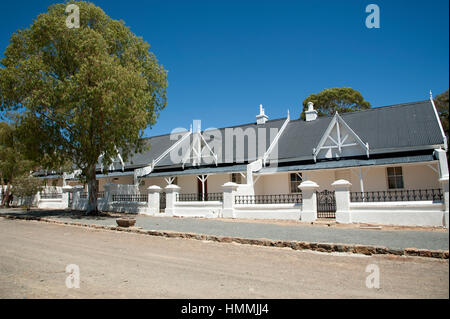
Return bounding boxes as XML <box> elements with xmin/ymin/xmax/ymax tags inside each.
<box><xmin>313</xmin><ymin>112</ymin><xmax>369</xmax><ymax>162</ymax></box>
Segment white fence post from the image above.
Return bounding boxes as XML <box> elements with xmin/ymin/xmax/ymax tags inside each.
<box><xmin>62</xmin><ymin>185</ymin><xmax>73</xmax><ymax>209</ymax></box>
<box><xmin>222</xmin><ymin>182</ymin><xmax>239</xmax><ymax>218</ymax></box>
<box><xmin>332</xmin><ymin>179</ymin><xmax>352</xmax><ymax>224</ymax></box>
<box><xmin>72</xmin><ymin>186</ymin><xmax>83</xmax><ymax>210</ymax></box>
<box><xmin>440</xmin><ymin>177</ymin><xmax>449</xmax><ymax>228</ymax></box>
<box><xmin>146</xmin><ymin>185</ymin><xmax>161</xmax><ymax>216</ymax></box>
<box><xmin>164</xmin><ymin>184</ymin><xmax>180</xmax><ymax>216</ymax></box>
<box><xmin>299</xmin><ymin>180</ymin><xmax>319</xmax><ymax>222</ymax></box>
<box><xmin>103</xmin><ymin>183</ymin><xmax>113</xmax><ymax>211</ymax></box>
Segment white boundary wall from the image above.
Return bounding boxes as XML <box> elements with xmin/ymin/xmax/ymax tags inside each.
<box><xmin>234</xmin><ymin>203</ymin><xmax>301</xmax><ymax>220</ymax></box>
<box><xmin>349</xmin><ymin>201</ymin><xmax>445</xmax><ymax>227</ymax></box>
<box><xmin>173</xmin><ymin>201</ymin><xmax>223</xmax><ymax>218</ymax></box>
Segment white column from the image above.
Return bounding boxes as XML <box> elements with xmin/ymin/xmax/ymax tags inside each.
<box><xmin>332</xmin><ymin>179</ymin><xmax>352</xmax><ymax>224</ymax></box>
<box><xmin>164</xmin><ymin>184</ymin><xmax>180</xmax><ymax>216</ymax></box>
<box><xmin>62</xmin><ymin>185</ymin><xmax>73</xmax><ymax>209</ymax></box>
<box><xmin>299</xmin><ymin>180</ymin><xmax>319</xmax><ymax>222</ymax></box>
<box><xmin>435</xmin><ymin>149</ymin><xmax>449</xmax><ymax>178</ymax></box>
<box><xmin>146</xmin><ymin>185</ymin><xmax>161</xmax><ymax>216</ymax></box>
<box><xmin>222</xmin><ymin>182</ymin><xmax>239</xmax><ymax>218</ymax></box>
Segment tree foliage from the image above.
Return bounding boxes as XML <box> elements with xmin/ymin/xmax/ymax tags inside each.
<box><xmin>301</xmin><ymin>87</ymin><xmax>371</xmax><ymax>119</ymax></box>
<box><xmin>12</xmin><ymin>175</ymin><xmax>43</xmax><ymax>209</ymax></box>
<box><xmin>0</xmin><ymin>1</ymin><xmax>168</xmax><ymax>213</ymax></box>
<box><xmin>0</xmin><ymin>119</ymin><xmax>37</xmax><ymax>207</ymax></box>
<box><xmin>434</xmin><ymin>89</ymin><xmax>449</xmax><ymax>137</ymax></box>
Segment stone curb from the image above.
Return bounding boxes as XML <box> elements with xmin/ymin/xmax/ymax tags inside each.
<box><xmin>2</xmin><ymin>215</ymin><xmax>449</xmax><ymax>259</ymax></box>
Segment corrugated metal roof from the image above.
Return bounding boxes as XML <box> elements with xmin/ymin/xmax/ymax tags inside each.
<box><xmin>274</xmin><ymin>100</ymin><xmax>444</xmax><ymax>162</ymax></box>
<box><xmin>98</xmin><ymin>100</ymin><xmax>445</xmax><ymax>173</ymax></box>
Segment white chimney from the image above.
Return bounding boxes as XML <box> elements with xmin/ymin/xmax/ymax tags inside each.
<box><xmin>305</xmin><ymin>102</ymin><xmax>318</xmax><ymax>121</ymax></box>
<box><xmin>256</xmin><ymin>104</ymin><xmax>269</xmax><ymax>125</ymax></box>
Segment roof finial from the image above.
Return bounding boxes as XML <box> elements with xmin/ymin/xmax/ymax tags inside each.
<box><xmin>430</xmin><ymin>90</ymin><xmax>433</xmax><ymax>99</ymax></box>
<box><xmin>287</xmin><ymin>109</ymin><xmax>290</xmax><ymax>120</ymax></box>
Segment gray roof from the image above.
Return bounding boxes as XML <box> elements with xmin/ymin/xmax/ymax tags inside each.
<box><xmin>275</xmin><ymin>100</ymin><xmax>444</xmax><ymax>163</ymax></box>
<box><xmin>98</xmin><ymin>99</ymin><xmax>445</xmax><ymax>174</ymax></box>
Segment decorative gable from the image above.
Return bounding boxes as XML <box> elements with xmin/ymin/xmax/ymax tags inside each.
<box><xmin>313</xmin><ymin>112</ymin><xmax>369</xmax><ymax>161</ymax></box>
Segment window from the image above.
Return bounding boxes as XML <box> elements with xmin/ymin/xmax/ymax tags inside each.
<box><xmin>289</xmin><ymin>173</ymin><xmax>302</xmax><ymax>193</ymax></box>
<box><xmin>231</xmin><ymin>173</ymin><xmax>242</xmax><ymax>184</ymax></box>
<box><xmin>387</xmin><ymin>167</ymin><xmax>404</xmax><ymax>189</ymax></box>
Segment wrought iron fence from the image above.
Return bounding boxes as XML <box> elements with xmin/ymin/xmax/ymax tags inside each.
<box><xmin>235</xmin><ymin>193</ymin><xmax>303</xmax><ymax>204</ymax></box>
<box><xmin>40</xmin><ymin>192</ymin><xmax>63</xmax><ymax>199</ymax></box>
<box><xmin>160</xmin><ymin>192</ymin><xmax>166</xmax><ymax>210</ymax></box>
<box><xmin>350</xmin><ymin>189</ymin><xmax>443</xmax><ymax>202</ymax></box>
<box><xmin>176</xmin><ymin>193</ymin><xmax>223</xmax><ymax>202</ymax></box>
<box><xmin>316</xmin><ymin>190</ymin><xmax>336</xmax><ymax>218</ymax></box>
<box><xmin>112</xmin><ymin>194</ymin><xmax>148</xmax><ymax>202</ymax></box>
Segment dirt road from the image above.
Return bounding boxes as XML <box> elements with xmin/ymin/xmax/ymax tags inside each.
<box><xmin>0</xmin><ymin>218</ymin><xmax>448</xmax><ymax>298</ymax></box>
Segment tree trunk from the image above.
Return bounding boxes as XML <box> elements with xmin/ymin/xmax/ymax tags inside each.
<box><xmin>86</xmin><ymin>164</ymin><xmax>99</xmax><ymax>215</ymax></box>
<box><xmin>4</xmin><ymin>182</ymin><xmax>11</xmax><ymax>208</ymax></box>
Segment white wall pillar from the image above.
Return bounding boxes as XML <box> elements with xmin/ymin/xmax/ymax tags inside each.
<box><xmin>103</xmin><ymin>183</ymin><xmax>113</xmax><ymax>212</ymax></box>
<box><xmin>146</xmin><ymin>185</ymin><xmax>161</xmax><ymax>216</ymax></box>
<box><xmin>164</xmin><ymin>184</ymin><xmax>180</xmax><ymax>216</ymax></box>
<box><xmin>72</xmin><ymin>186</ymin><xmax>83</xmax><ymax>210</ymax></box>
<box><xmin>435</xmin><ymin>149</ymin><xmax>449</xmax><ymax>179</ymax></box>
<box><xmin>61</xmin><ymin>185</ymin><xmax>73</xmax><ymax>209</ymax></box>
<box><xmin>299</xmin><ymin>180</ymin><xmax>319</xmax><ymax>222</ymax></box>
<box><xmin>332</xmin><ymin>179</ymin><xmax>352</xmax><ymax>224</ymax></box>
<box><xmin>222</xmin><ymin>182</ymin><xmax>239</xmax><ymax>218</ymax></box>
<box><xmin>440</xmin><ymin>177</ymin><xmax>449</xmax><ymax>228</ymax></box>
<box><xmin>435</xmin><ymin>149</ymin><xmax>449</xmax><ymax>229</ymax></box>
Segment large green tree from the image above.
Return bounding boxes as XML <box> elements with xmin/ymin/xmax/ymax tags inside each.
<box><xmin>0</xmin><ymin>1</ymin><xmax>167</xmax><ymax>213</ymax></box>
<box><xmin>301</xmin><ymin>87</ymin><xmax>371</xmax><ymax>119</ymax></box>
<box><xmin>434</xmin><ymin>89</ymin><xmax>449</xmax><ymax>137</ymax></box>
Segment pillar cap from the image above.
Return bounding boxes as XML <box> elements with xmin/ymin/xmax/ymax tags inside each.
<box><xmin>62</xmin><ymin>185</ymin><xmax>73</xmax><ymax>192</ymax></box>
<box><xmin>165</xmin><ymin>184</ymin><xmax>181</xmax><ymax>192</ymax></box>
<box><xmin>331</xmin><ymin>179</ymin><xmax>352</xmax><ymax>187</ymax></box>
<box><xmin>298</xmin><ymin>180</ymin><xmax>319</xmax><ymax>189</ymax></box>
<box><xmin>147</xmin><ymin>185</ymin><xmax>162</xmax><ymax>192</ymax></box>
<box><xmin>222</xmin><ymin>182</ymin><xmax>239</xmax><ymax>190</ymax></box>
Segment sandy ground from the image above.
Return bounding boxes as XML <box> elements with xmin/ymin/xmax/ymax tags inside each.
<box><xmin>0</xmin><ymin>218</ymin><xmax>448</xmax><ymax>299</ymax></box>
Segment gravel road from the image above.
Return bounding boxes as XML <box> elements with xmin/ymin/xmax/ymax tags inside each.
<box><xmin>0</xmin><ymin>218</ymin><xmax>448</xmax><ymax>298</ymax></box>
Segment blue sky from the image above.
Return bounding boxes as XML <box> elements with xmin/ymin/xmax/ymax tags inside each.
<box><xmin>0</xmin><ymin>0</ymin><xmax>448</xmax><ymax>137</ymax></box>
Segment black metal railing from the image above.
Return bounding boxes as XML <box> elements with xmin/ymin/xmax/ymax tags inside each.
<box><xmin>235</xmin><ymin>193</ymin><xmax>303</xmax><ymax>205</ymax></box>
<box><xmin>40</xmin><ymin>192</ymin><xmax>62</xmax><ymax>199</ymax></box>
<box><xmin>160</xmin><ymin>192</ymin><xmax>166</xmax><ymax>210</ymax></box>
<box><xmin>350</xmin><ymin>189</ymin><xmax>443</xmax><ymax>202</ymax></box>
<box><xmin>176</xmin><ymin>193</ymin><xmax>223</xmax><ymax>202</ymax></box>
<box><xmin>112</xmin><ymin>194</ymin><xmax>148</xmax><ymax>202</ymax></box>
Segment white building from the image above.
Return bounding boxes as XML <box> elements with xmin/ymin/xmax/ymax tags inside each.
<box><xmin>35</xmin><ymin>96</ymin><xmax>449</xmax><ymax>227</ymax></box>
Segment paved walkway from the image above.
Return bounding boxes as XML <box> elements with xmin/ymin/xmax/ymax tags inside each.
<box><xmin>1</xmin><ymin>209</ymin><xmax>448</xmax><ymax>250</ymax></box>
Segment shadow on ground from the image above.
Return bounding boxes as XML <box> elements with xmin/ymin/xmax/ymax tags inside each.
<box><xmin>0</xmin><ymin>208</ymin><xmax>129</xmax><ymax>220</ymax></box>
